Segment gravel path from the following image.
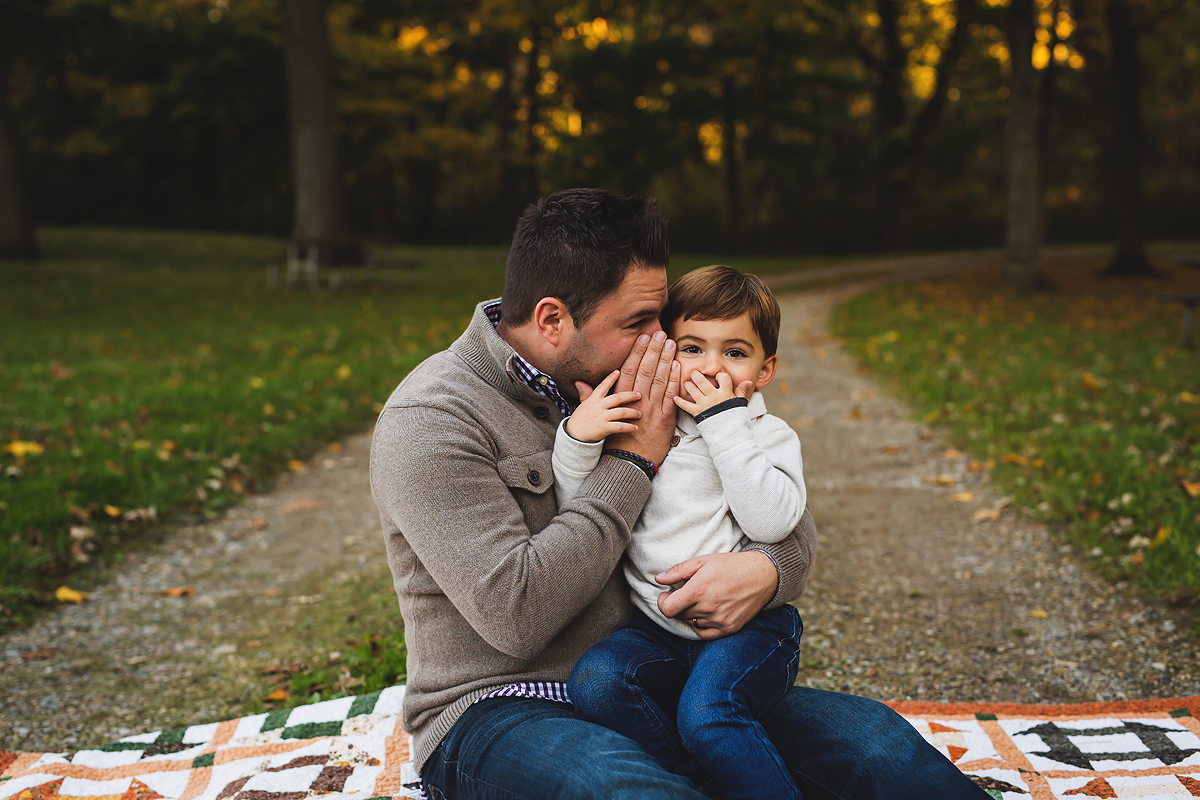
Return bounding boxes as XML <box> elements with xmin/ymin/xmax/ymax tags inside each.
<box><xmin>2</xmin><ymin>274</ymin><xmax>1197</xmax><ymax>754</ymax></box>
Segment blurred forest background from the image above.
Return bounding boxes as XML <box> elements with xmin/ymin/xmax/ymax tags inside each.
<box><xmin>1</xmin><ymin>0</ymin><xmax>1197</xmax><ymax>257</ymax></box>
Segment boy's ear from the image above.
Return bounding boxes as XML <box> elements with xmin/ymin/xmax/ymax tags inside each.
<box><xmin>532</xmin><ymin>297</ymin><xmax>572</xmax><ymax>346</ymax></box>
<box><xmin>755</xmin><ymin>354</ymin><xmax>778</xmax><ymax>390</ymax></box>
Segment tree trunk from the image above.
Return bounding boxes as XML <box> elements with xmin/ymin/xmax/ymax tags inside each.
<box><xmin>1100</xmin><ymin>0</ymin><xmax>1154</xmax><ymax>276</ymax></box>
<box><xmin>281</xmin><ymin>0</ymin><xmax>349</xmax><ymax>250</ymax></box>
<box><xmin>0</xmin><ymin>69</ymin><xmax>38</xmax><ymax>260</ymax></box>
<box><xmin>721</xmin><ymin>74</ymin><xmax>744</xmax><ymax>248</ymax></box>
<box><xmin>1003</xmin><ymin>0</ymin><xmax>1047</xmax><ymax>290</ymax></box>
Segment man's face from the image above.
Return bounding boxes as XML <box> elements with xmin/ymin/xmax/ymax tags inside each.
<box><xmin>553</xmin><ymin>266</ymin><xmax>668</xmax><ymax>396</ymax></box>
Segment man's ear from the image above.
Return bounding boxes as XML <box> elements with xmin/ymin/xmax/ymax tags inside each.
<box><xmin>755</xmin><ymin>354</ymin><xmax>778</xmax><ymax>390</ymax></box>
<box><xmin>532</xmin><ymin>297</ymin><xmax>573</xmax><ymax>347</ymax></box>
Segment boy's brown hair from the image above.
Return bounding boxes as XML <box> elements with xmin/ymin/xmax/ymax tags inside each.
<box><xmin>661</xmin><ymin>265</ymin><xmax>781</xmax><ymax>357</ymax></box>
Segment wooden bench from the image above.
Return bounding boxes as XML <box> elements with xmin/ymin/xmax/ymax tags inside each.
<box><xmin>1157</xmin><ymin>255</ymin><xmax>1200</xmax><ymax>348</ymax></box>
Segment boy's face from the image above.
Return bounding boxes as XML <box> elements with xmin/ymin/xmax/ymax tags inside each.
<box><xmin>670</xmin><ymin>313</ymin><xmax>777</xmax><ymax>400</ymax></box>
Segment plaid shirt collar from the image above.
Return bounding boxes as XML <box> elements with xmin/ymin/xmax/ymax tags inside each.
<box><xmin>484</xmin><ymin>301</ymin><xmax>572</xmax><ymax>418</ymax></box>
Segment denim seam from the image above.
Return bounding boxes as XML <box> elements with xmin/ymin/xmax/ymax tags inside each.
<box><xmin>626</xmin><ymin>652</ymin><xmax>696</xmax><ymax>771</ymax></box>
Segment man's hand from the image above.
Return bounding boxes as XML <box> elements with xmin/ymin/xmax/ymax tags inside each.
<box><xmin>566</xmin><ymin>370</ymin><xmax>643</xmax><ymax>443</ymax></box>
<box><xmin>605</xmin><ymin>331</ymin><xmax>679</xmax><ymax>466</ymax></box>
<box><xmin>674</xmin><ymin>371</ymin><xmax>756</xmax><ymax>417</ymax></box>
<box><xmin>655</xmin><ymin>550</ymin><xmax>777</xmax><ymax>640</ymax></box>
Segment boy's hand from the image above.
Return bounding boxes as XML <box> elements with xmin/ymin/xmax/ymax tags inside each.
<box><xmin>674</xmin><ymin>371</ymin><xmax>756</xmax><ymax>416</ymax></box>
<box><xmin>565</xmin><ymin>369</ymin><xmax>642</xmax><ymax>443</ymax></box>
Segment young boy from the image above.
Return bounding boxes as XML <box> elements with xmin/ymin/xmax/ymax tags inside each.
<box><xmin>552</xmin><ymin>264</ymin><xmax>807</xmax><ymax>800</ymax></box>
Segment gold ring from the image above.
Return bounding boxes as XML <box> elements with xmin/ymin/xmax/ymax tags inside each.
<box><xmin>690</xmin><ymin>618</ymin><xmax>700</xmax><ymax>628</ymax></box>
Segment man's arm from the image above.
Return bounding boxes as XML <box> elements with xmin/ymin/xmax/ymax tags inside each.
<box><xmin>372</xmin><ymin>404</ymin><xmax>649</xmax><ymax>660</ymax></box>
<box><xmin>653</xmin><ymin>508</ymin><xmax>817</xmax><ymax>641</ymax></box>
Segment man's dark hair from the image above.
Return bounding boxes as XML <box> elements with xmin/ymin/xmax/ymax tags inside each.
<box><xmin>501</xmin><ymin>188</ymin><xmax>669</xmax><ymax>327</ymax></box>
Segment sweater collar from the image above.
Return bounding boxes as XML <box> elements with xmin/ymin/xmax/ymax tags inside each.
<box><xmin>450</xmin><ymin>300</ymin><xmax>560</xmax><ymax>409</ymax></box>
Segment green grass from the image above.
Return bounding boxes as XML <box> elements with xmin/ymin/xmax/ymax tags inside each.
<box><xmin>831</xmin><ymin>254</ymin><xmax>1200</xmax><ymax>603</ymax></box>
<box><xmin>0</xmin><ymin>227</ymin><xmax>836</xmax><ymax>626</ymax></box>
<box><xmin>0</xmin><ymin>228</ymin><xmax>508</xmax><ymax>624</ymax></box>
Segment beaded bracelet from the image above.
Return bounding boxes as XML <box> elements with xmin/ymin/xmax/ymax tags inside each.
<box><xmin>603</xmin><ymin>448</ymin><xmax>658</xmax><ymax>479</ymax></box>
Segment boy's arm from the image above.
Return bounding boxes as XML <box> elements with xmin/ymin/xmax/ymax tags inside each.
<box><xmin>552</xmin><ymin>418</ymin><xmax>605</xmax><ymax>506</ymax></box>
<box><xmin>696</xmin><ymin>404</ymin><xmax>806</xmax><ymax>544</ymax></box>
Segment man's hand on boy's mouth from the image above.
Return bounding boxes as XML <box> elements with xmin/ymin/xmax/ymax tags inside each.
<box><xmin>674</xmin><ymin>370</ymin><xmax>755</xmax><ymax>416</ymax></box>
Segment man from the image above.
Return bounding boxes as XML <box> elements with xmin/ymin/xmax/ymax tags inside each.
<box><xmin>370</xmin><ymin>189</ymin><xmax>986</xmax><ymax>799</ymax></box>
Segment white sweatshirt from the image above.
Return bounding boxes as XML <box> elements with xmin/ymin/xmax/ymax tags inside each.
<box><xmin>552</xmin><ymin>392</ymin><xmax>806</xmax><ymax>640</ymax></box>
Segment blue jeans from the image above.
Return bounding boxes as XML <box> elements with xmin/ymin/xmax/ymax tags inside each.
<box><xmin>421</xmin><ymin>680</ymin><xmax>989</xmax><ymax>800</ymax></box>
<box><xmin>567</xmin><ymin>606</ymin><xmax>803</xmax><ymax>800</ymax></box>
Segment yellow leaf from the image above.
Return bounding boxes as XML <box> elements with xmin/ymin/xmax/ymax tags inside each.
<box><xmin>943</xmin><ymin>449</ymin><xmax>962</xmax><ymax>459</ymax></box>
<box><xmin>159</xmin><ymin>586</ymin><xmax>195</xmax><ymax>597</ymax></box>
<box><xmin>1030</xmin><ymin>608</ymin><xmax>1049</xmax><ymax>619</ymax></box>
<box><xmin>1081</xmin><ymin>373</ymin><xmax>1100</xmax><ymax>391</ymax></box>
<box><xmin>923</xmin><ymin>410</ymin><xmax>940</xmax><ymax>423</ymax></box>
<box><xmin>846</xmin><ymin>407</ymin><xmax>865</xmax><ymax>420</ymax></box>
<box><xmin>262</xmin><ymin>404</ymin><xmax>276</xmax><ymax>415</ymax></box>
<box><xmin>3</xmin><ymin>440</ymin><xmax>44</xmax><ymax>457</ymax></box>
<box><xmin>1180</xmin><ymin>391</ymin><xmax>1197</xmax><ymax>404</ymax></box>
<box><xmin>924</xmin><ymin>475</ymin><xmax>956</xmax><ymax>486</ymax></box>
<box><xmin>968</xmin><ymin>460</ymin><xmax>994</xmax><ymax>472</ymax></box>
<box><xmin>1151</xmin><ymin>527</ymin><xmax>1171</xmax><ymax>548</ymax></box>
<box><xmin>287</xmin><ymin>459</ymin><xmax>306</xmax><ymax>471</ymax></box>
<box><xmin>1000</xmin><ymin>453</ymin><xmax>1030</xmax><ymax>466</ymax></box>
<box><xmin>879</xmin><ymin>445</ymin><xmax>900</xmax><ymax>455</ymax></box>
<box><xmin>1182</xmin><ymin>481</ymin><xmax>1200</xmax><ymax>498</ymax></box>
<box><xmin>797</xmin><ymin>417</ymin><xmax>817</xmax><ymax>427</ymax></box>
<box><xmin>263</xmin><ymin>688</ymin><xmax>290</xmax><ymax>702</ymax></box>
<box><xmin>55</xmin><ymin>585</ymin><xmax>89</xmax><ymax>603</ymax></box>
<box><xmin>337</xmin><ymin>365</ymin><xmax>352</xmax><ymax>380</ymax></box>
<box><xmin>974</xmin><ymin>509</ymin><xmax>1002</xmax><ymax>521</ymax></box>
<box><xmin>951</xmin><ymin>492</ymin><xmax>976</xmax><ymax>502</ymax></box>
<box><xmin>104</xmin><ymin>504</ymin><xmax>121</xmax><ymax>517</ymax></box>
<box><xmin>249</xmin><ymin>376</ymin><xmax>266</xmax><ymax>388</ymax></box>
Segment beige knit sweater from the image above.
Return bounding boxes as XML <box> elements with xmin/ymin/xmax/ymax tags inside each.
<box><xmin>369</xmin><ymin>300</ymin><xmax>817</xmax><ymax>772</ymax></box>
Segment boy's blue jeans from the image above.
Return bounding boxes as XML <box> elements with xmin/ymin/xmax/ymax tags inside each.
<box><xmin>567</xmin><ymin>605</ymin><xmax>803</xmax><ymax>800</ymax></box>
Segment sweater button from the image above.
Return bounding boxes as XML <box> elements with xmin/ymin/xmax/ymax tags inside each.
<box><xmin>534</xmin><ymin>406</ymin><xmax>549</xmax><ymax>419</ymax></box>
<box><xmin>671</xmin><ymin>435</ymin><xmax>681</xmax><ymax>447</ymax></box>
<box><xmin>528</xmin><ymin>469</ymin><xmax>542</xmax><ymax>485</ymax></box>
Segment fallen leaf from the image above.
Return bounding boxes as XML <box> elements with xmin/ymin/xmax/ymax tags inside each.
<box><xmin>1081</xmin><ymin>373</ymin><xmax>1101</xmax><ymax>391</ymax></box>
<box><xmin>951</xmin><ymin>492</ymin><xmax>976</xmax><ymax>502</ymax></box>
<box><xmin>967</xmin><ymin>460</ymin><xmax>994</xmax><ymax>472</ymax></box>
<box><xmin>1030</xmin><ymin>608</ymin><xmax>1049</xmax><ymax>619</ymax></box>
<box><xmin>263</xmin><ymin>688</ymin><xmax>290</xmax><ymax>702</ymax></box>
<box><xmin>287</xmin><ymin>460</ymin><xmax>306</xmax><ymax>471</ymax></box>
<box><xmin>850</xmin><ymin>389</ymin><xmax>875</xmax><ymax>401</ymax></box>
<box><xmin>879</xmin><ymin>445</ymin><xmax>900</xmax><ymax>455</ymax></box>
<box><xmin>20</xmin><ymin>646</ymin><xmax>56</xmax><ymax>660</ymax></box>
<box><xmin>104</xmin><ymin>504</ymin><xmax>121</xmax><ymax>517</ymax></box>
<box><xmin>55</xmin><ymin>585</ymin><xmax>89</xmax><ymax>603</ymax></box>
<box><xmin>924</xmin><ymin>475</ymin><xmax>956</xmax><ymax>486</ymax></box>
<box><xmin>328</xmin><ymin>442</ymin><xmax>343</xmax><ymax>451</ymax></box>
<box><xmin>974</xmin><ymin>509</ymin><xmax>1002</xmax><ymax>521</ymax></box>
<box><xmin>1000</xmin><ymin>453</ymin><xmax>1030</xmax><ymax>466</ymax></box>
<box><xmin>337</xmin><ymin>365</ymin><xmax>352</xmax><ymax>380</ymax></box>
<box><xmin>846</xmin><ymin>407</ymin><xmax>865</xmax><ymax>420</ymax></box>
<box><xmin>1179</xmin><ymin>391</ymin><xmax>1197</xmax><ymax>404</ymax></box>
<box><xmin>943</xmin><ymin>449</ymin><xmax>962</xmax><ymax>459</ymax></box>
<box><xmin>797</xmin><ymin>417</ymin><xmax>817</xmax><ymax>427</ymax></box>
<box><xmin>260</xmin><ymin>663</ymin><xmax>309</xmax><ymax>675</ymax></box>
<box><xmin>253</xmin><ymin>517</ymin><xmax>268</xmax><ymax>530</ymax></box>
<box><xmin>1182</xmin><ymin>481</ymin><xmax>1200</xmax><ymax>498</ymax></box>
<box><xmin>1151</xmin><ymin>527</ymin><xmax>1171</xmax><ymax>548</ymax></box>
<box><xmin>2</xmin><ymin>440</ymin><xmax>44</xmax><ymax>457</ymax></box>
<box><xmin>279</xmin><ymin>499</ymin><xmax>326</xmax><ymax>513</ymax></box>
<box><xmin>814</xmin><ymin>348</ymin><xmax>827</xmax><ymax>360</ymax></box>
<box><xmin>159</xmin><ymin>586</ymin><xmax>194</xmax><ymax>598</ymax></box>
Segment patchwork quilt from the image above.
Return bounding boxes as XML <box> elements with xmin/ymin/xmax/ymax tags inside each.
<box><xmin>3</xmin><ymin>688</ymin><xmax>1199</xmax><ymax>800</ymax></box>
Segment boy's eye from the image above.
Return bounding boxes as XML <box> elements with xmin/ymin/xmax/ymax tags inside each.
<box><xmin>680</xmin><ymin>345</ymin><xmax>702</xmax><ymax>354</ymax></box>
<box><xmin>725</xmin><ymin>349</ymin><xmax>747</xmax><ymax>359</ymax></box>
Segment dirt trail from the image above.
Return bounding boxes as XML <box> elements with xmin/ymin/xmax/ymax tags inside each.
<box><xmin>2</xmin><ymin>268</ymin><xmax>1197</xmax><ymax>754</ymax></box>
